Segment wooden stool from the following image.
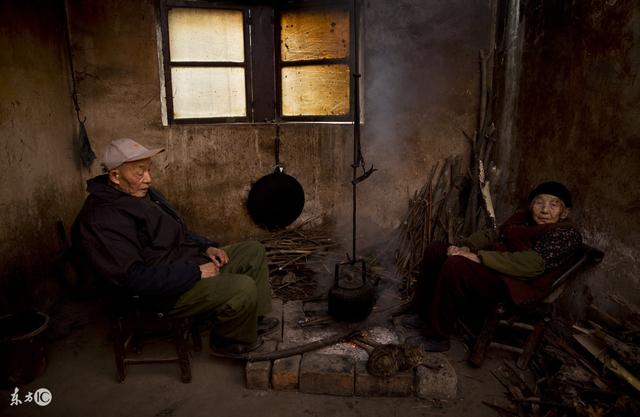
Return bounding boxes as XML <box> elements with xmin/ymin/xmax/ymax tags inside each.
<box><xmin>110</xmin><ymin>296</ymin><xmax>202</xmax><ymax>383</ymax></box>
<box><xmin>467</xmin><ymin>245</ymin><xmax>604</xmax><ymax>369</ymax></box>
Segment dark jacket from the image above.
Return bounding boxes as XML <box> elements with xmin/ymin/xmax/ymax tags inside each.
<box><xmin>71</xmin><ymin>175</ymin><xmax>218</xmax><ymax>310</ymax></box>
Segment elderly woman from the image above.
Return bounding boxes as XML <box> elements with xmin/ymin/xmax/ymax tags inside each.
<box><xmin>410</xmin><ymin>181</ymin><xmax>582</xmax><ymax>352</ymax></box>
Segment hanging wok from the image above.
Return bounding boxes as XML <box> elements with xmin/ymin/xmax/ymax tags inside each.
<box><xmin>247</xmin><ymin>126</ymin><xmax>304</xmax><ymax>230</ymax></box>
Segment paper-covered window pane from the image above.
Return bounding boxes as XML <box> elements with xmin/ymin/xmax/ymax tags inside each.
<box><xmin>281</xmin><ymin>64</ymin><xmax>350</xmax><ymax>116</ymax></box>
<box><xmin>168</xmin><ymin>8</ymin><xmax>244</xmax><ymax>62</ymax></box>
<box><xmin>171</xmin><ymin>67</ymin><xmax>246</xmax><ymax>118</ymax></box>
<box><xmin>280</xmin><ymin>9</ymin><xmax>349</xmax><ymax>62</ymax></box>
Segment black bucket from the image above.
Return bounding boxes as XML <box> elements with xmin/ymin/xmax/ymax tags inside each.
<box><xmin>0</xmin><ymin>311</ymin><xmax>49</xmax><ymax>386</ymax></box>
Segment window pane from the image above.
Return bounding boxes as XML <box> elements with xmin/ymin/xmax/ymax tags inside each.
<box><xmin>280</xmin><ymin>9</ymin><xmax>349</xmax><ymax>62</ymax></box>
<box><xmin>171</xmin><ymin>67</ymin><xmax>246</xmax><ymax>118</ymax></box>
<box><xmin>281</xmin><ymin>64</ymin><xmax>350</xmax><ymax>116</ymax></box>
<box><xmin>168</xmin><ymin>8</ymin><xmax>244</xmax><ymax>63</ymax></box>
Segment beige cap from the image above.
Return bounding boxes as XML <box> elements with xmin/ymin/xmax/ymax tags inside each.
<box><xmin>101</xmin><ymin>138</ymin><xmax>165</xmax><ymax>170</ymax></box>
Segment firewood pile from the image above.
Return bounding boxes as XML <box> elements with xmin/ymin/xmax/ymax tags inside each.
<box><xmin>485</xmin><ymin>299</ymin><xmax>640</xmax><ymax>417</ymax></box>
<box><xmin>395</xmin><ymin>50</ymin><xmax>499</xmax><ymax>300</ymax></box>
<box><xmin>394</xmin><ymin>156</ymin><xmax>468</xmax><ymax>297</ymax></box>
<box><xmin>259</xmin><ymin>218</ymin><xmax>339</xmax><ymax>301</ymax></box>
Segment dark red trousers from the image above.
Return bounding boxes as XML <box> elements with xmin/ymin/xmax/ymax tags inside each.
<box><xmin>412</xmin><ymin>242</ymin><xmax>511</xmax><ymax>340</ymax></box>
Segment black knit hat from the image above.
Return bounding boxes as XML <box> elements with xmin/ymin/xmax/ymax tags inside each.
<box><xmin>528</xmin><ymin>181</ymin><xmax>572</xmax><ymax>208</ymax></box>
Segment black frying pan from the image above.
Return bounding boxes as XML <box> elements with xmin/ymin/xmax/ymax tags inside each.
<box><xmin>247</xmin><ymin>126</ymin><xmax>304</xmax><ymax>230</ymax></box>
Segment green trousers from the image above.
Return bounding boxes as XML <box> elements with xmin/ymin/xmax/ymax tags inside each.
<box><xmin>168</xmin><ymin>240</ymin><xmax>272</xmax><ymax>344</ymax></box>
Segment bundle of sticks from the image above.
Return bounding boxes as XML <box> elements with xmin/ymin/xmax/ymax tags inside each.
<box><xmin>259</xmin><ymin>218</ymin><xmax>339</xmax><ymax>301</ymax></box>
<box><xmin>394</xmin><ymin>156</ymin><xmax>467</xmax><ymax>298</ymax></box>
<box><xmin>485</xmin><ymin>298</ymin><xmax>640</xmax><ymax>417</ymax></box>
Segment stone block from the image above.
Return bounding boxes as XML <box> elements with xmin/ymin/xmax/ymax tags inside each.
<box><xmin>244</xmin><ymin>340</ymin><xmax>277</xmax><ymax>390</ymax></box>
<box><xmin>299</xmin><ymin>352</ymin><xmax>354</xmax><ymax>396</ymax></box>
<box><xmin>271</xmin><ymin>354</ymin><xmax>301</xmax><ymax>390</ymax></box>
<box><xmin>354</xmin><ymin>360</ymin><xmax>414</xmax><ymax>397</ymax></box>
<box><xmin>414</xmin><ymin>353</ymin><xmax>457</xmax><ymax>400</ymax></box>
<box><xmin>302</xmin><ymin>300</ymin><xmax>328</xmax><ymax>316</ymax></box>
<box><xmin>282</xmin><ymin>300</ymin><xmax>305</xmax><ymax>345</ymax></box>
<box><xmin>264</xmin><ymin>298</ymin><xmax>283</xmax><ymax>342</ymax></box>
<box><xmin>246</xmin><ymin>360</ymin><xmax>271</xmax><ymax>390</ymax></box>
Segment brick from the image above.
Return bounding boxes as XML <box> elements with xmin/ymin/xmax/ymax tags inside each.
<box><xmin>299</xmin><ymin>353</ymin><xmax>354</xmax><ymax>396</ymax></box>
<box><xmin>354</xmin><ymin>360</ymin><xmax>413</xmax><ymax>397</ymax></box>
<box><xmin>245</xmin><ymin>340</ymin><xmax>277</xmax><ymax>390</ymax></box>
<box><xmin>414</xmin><ymin>353</ymin><xmax>457</xmax><ymax>400</ymax></box>
<box><xmin>271</xmin><ymin>354</ymin><xmax>301</xmax><ymax>390</ymax></box>
<box><xmin>245</xmin><ymin>360</ymin><xmax>271</xmax><ymax>390</ymax></box>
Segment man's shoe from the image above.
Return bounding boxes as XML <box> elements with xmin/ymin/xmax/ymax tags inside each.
<box><xmin>209</xmin><ymin>338</ymin><xmax>264</xmax><ymax>359</ymax></box>
<box><xmin>258</xmin><ymin>317</ymin><xmax>280</xmax><ymax>336</ymax></box>
<box><xmin>405</xmin><ymin>335</ymin><xmax>450</xmax><ymax>352</ymax></box>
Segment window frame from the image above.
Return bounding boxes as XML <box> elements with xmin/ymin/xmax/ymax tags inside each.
<box><xmin>275</xmin><ymin>1</ymin><xmax>355</xmax><ymax>122</ymax></box>
<box><xmin>158</xmin><ymin>0</ymin><xmax>356</xmax><ymax>125</ymax></box>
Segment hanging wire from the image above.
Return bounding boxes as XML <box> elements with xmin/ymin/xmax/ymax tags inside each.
<box><xmin>63</xmin><ymin>0</ymin><xmax>95</xmax><ymax>167</ymax></box>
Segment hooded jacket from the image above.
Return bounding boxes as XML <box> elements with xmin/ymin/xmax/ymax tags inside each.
<box><xmin>72</xmin><ymin>175</ymin><xmax>218</xmax><ymax>309</ymax></box>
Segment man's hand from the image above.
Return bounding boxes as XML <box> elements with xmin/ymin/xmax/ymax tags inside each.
<box><xmin>199</xmin><ymin>262</ymin><xmax>220</xmax><ymax>279</ymax></box>
<box><xmin>206</xmin><ymin>247</ymin><xmax>229</xmax><ymax>268</ymax></box>
<box><xmin>447</xmin><ymin>245</ymin><xmax>481</xmax><ymax>264</ymax></box>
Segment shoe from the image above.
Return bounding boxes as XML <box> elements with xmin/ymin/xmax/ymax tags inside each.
<box><xmin>258</xmin><ymin>317</ymin><xmax>280</xmax><ymax>336</ymax></box>
<box><xmin>209</xmin><ymin>338</ymin><xmax>264</xmax><ymax>359</ymax></box>
<box><xmin>405</xmin><ymin>335</ymin><xmax>450</xmax><ymax>352</ymax></box>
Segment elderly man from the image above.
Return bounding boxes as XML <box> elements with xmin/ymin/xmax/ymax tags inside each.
<box><xmin>72</xmin><ymin>138</ymin><xmax>276</xmax><ymax>355</ymax></box>
<box><xmin>409</xmin><ymin>181</ymin><xmax>582</xmax><ymax>352</ymax></box>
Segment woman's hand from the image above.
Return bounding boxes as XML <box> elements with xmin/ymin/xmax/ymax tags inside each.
<box><xmin>206</xmin><ymin>247</ymin><xmax>229</xmax><ymax>268</ymax></box>
<box><xmin>447</xmin><ymin>245</ymin><xmax>471</xmax><ymax>256</ymax></box>
<box><xmin>199</xmin><ymin>262</ymin><xmax>220</xmax><ymax>279</ymax></box>
<box><xmin>447</xmin><ymin>246</ymin><xmax>481</xmax><ymax>263</ymax></box>
<box><xmin>457</xmin><ymin>251</ymin><xmax>481</xmax><ymax>264</ymax></box>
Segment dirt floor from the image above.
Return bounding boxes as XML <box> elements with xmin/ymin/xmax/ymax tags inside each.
<box><xmin>1</xmin><ymin>298</ymin><xmax>518</xmax><ymax>417</ymax></box>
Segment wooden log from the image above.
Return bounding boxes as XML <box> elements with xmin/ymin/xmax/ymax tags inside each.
<box><xmin>587</xmin><ymin>304</ymin><xmax>624</xmax><ymax>332</ymax></box>
<box><xmin>581</xmin><ymin>323</ymin><xmax>640</xmax><ymax>369</ymax></box>
<box><xmin>574</xmin><ymin>334</ymin><xmax>640</xmax><ymax>392</ymax></box>
<box><xmin>248</xmin><ymin>329</ymin><xmax>358</xmax><ymax>362</ymax></box>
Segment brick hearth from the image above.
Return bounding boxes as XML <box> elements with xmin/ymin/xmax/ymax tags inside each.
<box><xmin>244</xmin><ymin>299</ymin><xmax>457</xmax><ymax>399</ymax></box>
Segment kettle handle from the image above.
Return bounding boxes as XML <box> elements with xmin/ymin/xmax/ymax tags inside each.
<box><xmin>334</xmin><ymin>259</ymin><xmax>367</xmax><ymax>289</ymax></box>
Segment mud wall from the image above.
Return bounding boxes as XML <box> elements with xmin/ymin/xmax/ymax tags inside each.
<box><xmin>510</xmin><ymin>0</ymin><xmax>640</xmax><ymax>314</ymax></box>
<box><xmin>65</xmin><ymin>0</ymin><xmax>489</xmax><ymax>249</ymax></box>
<box><xmin>0</xmin><ymin>1</ymin><xmax>85</xmax><ymax>313</ymax></box>
<box><xmin>0</xmin><ymin>0</ymin><xmax>490</xmax><ymax>312</ymax></box>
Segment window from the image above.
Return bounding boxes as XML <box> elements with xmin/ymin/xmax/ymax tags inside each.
<box><xmin>158</xmin><ymin>1</ymin><xmax>356</xmax><ymax>124</ymax></box>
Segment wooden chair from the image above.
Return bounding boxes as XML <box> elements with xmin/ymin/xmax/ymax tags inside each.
<box><xmin>108</xmin><ymin>294</ymin><xmax>202</xmax><ymax>383</ymax></box>
<box><xmin>467</xmin><ymin>244</ymin><xmax>604</xmax><ymax>369</ymax></box>
<box><xmin>63</xmin><ymin>238</ymin><xmax>202</xmax><ymax>383</ymax></box>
